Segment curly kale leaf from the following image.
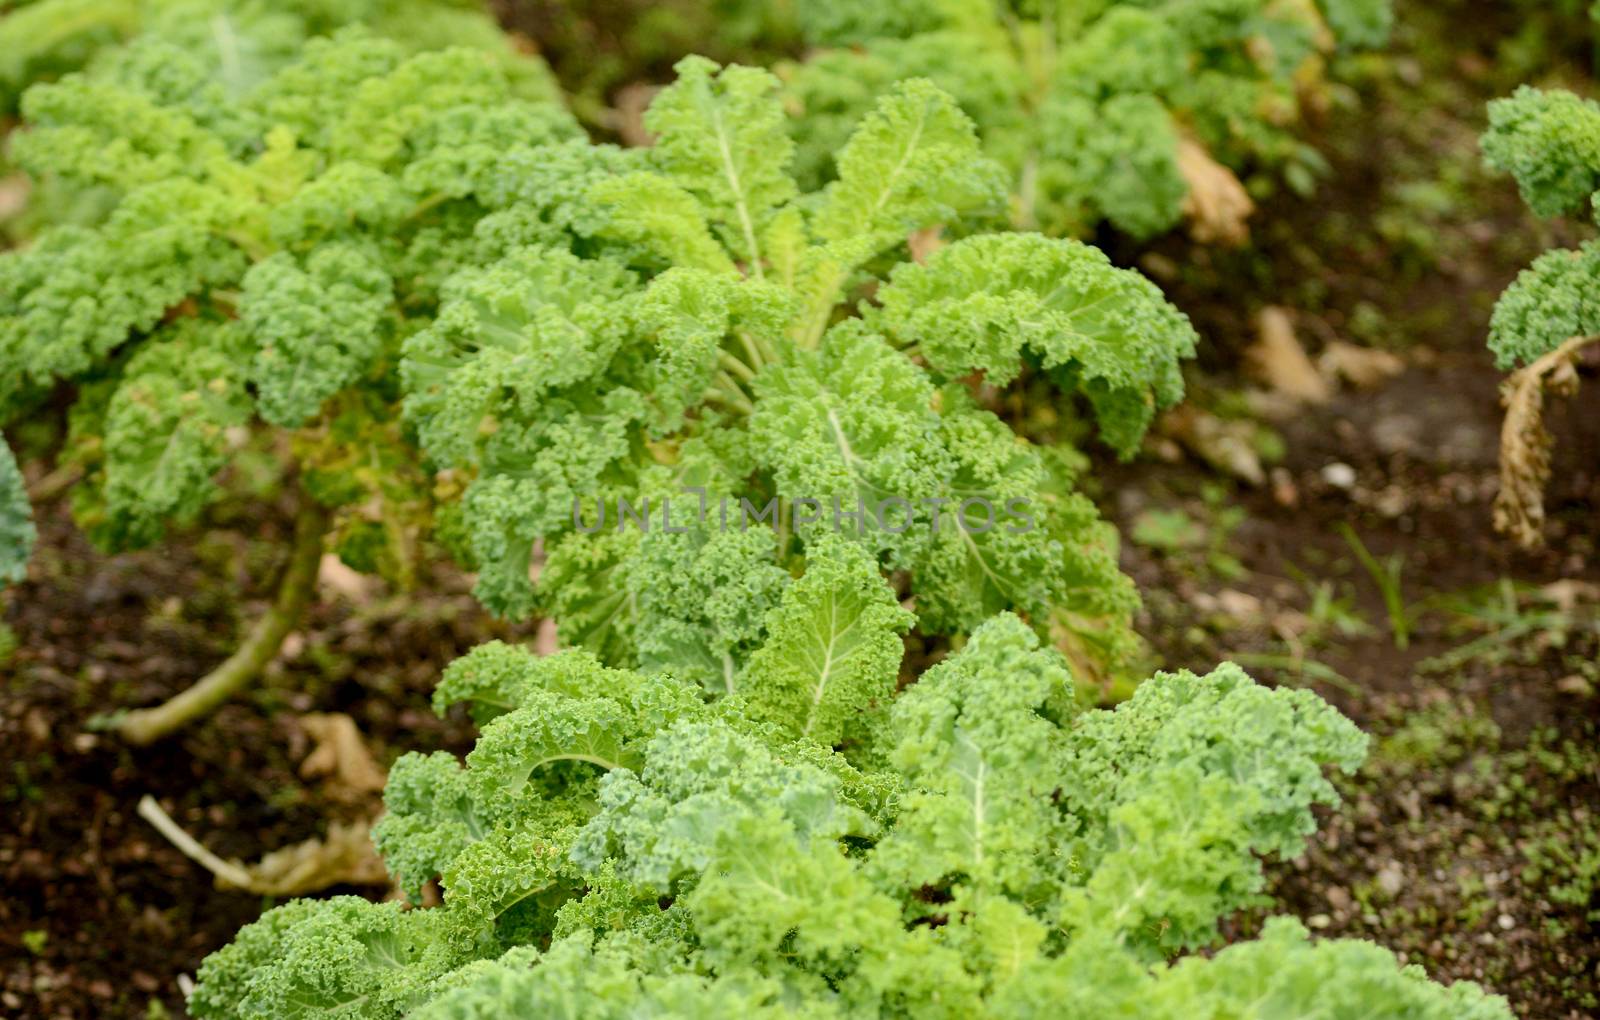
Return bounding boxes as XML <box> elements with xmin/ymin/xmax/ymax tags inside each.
<box><xmin>0</xmin><ymin>435</ymin><xmax>34</xmax><ymax>587</ymax></box>
<box><xmin>1488</xmin><ymin>239</ymin><xmax>1600</xmax><ymax>368</ymax></box>
<box><xmin>241</xmin><ymin>242</ymin><xmax>393</xmax><ymax>427</ymax></box>
<box><xmin>571</xmin><ymin>718</ymin><xmax>873</xmax><ymax>892</ymax></box>
<box><xmin>473</xmin><ymin>138</ymin><xmax>642</xmax><ymax>244</ymax></box>
<box><xmin>193</xmin><ymin>610</ymin><xmax>1509</xmax><ymax>1020</ymax></box>
<box><xmin>1319</xmin><ymin>0</ymin><xmax>1396</xmax><ymax>49</ymax></box>
<box><xmin>11</xmin><ymin>71</ymin><xmax>230</xmax><ymax>190</ymax></box>
<box><xmin>373</xmin><ymin>751</ymin><xmax>486</xmax><ymax>903</ymax></box>
<box><xmin>400</xmin><ymin>245</ymin><xmax>649</xmax><ymax>618</ymax></box>
<box><xmin>0</xmin><ymin>182</ymin><xmax>246</xmax><ymax>393</ymax></box>
<box><xmin>1054</xmin><ymin>660</ymin><xmax>1367</xmax><ymax>955</ymax></box>
<box><xmin>378</xmin><ymin>643</ymin><xmax>704</xmax><ymax>908</ymax></box>
<box><xmin>203</xmin><ymin>897</ymin><xmax>450</xmax><ymax>1020</ymax></box>
<box><xmin>1035</xmin><ymin>91</ymin><xmax>1186</xmax><ymax>239</ymax></box>
<box><xmin>400</xmin><ymin>99</ymin><xmax>584</xmax><ymax>201</ymax></box>
<box><xmin>994</xmin><ymin>917</ymin><xmax>1506</xmax><ymax>1019</ymax></box>
<box><xmin>908</xmin><ymin>398</ymin><xmax>1136</xmax><ymax>643</ymax></box>
<box><xmin>872</xmin><ymin>614</ymin><xmax>1076</xmax><ymax>899</ymax></box>
<box><xmin>1483</xmin><ymin>86</ymin><xmax>1600</xmax><ymax>220</ymax></box>
<box><xmin>1053</xmin><ymin>8</ymin><xmax>1184</xmax><ymax>99</ymax></box>
<box><xmin>629</xmin><ymin>268</ymin><xmax>793</xmax><ymax>434</ymax></box>
<box><xmin>629</xmin><ymin>520</ymin><xmax>791</xmax><ymax>695</ymax></box>
<box><xmin>90</xmin><ymin>320</ymin><xmax>255</xmax><ymax>548</ymax></box>
<box><xmin>796</xmin><ymin>0</ymin><xmax>946</xmax><ymax>48</ymax></box>
<box><xmin>748</xmin><ymin>323</ymin><xmax>950</xmax><ymax>559</ymax></box>
<box><xmin>643</xmin><ymin>56</ymin><xmax>798</xmax><ymax>272</ymax></box>
<box><xmin>538</xmin><ymin>525</ymin><xmax>644</xmax><ymax>668</ymax></box>
<box><xmin>408</xmin><ymin>934</ymin><xmax>799</xmax><ymax>1020</ymax></box>
<box><xmin>463</xmin><ymin>390</ymin><xmax>646</xmax><ymax>619</ymax></box>
<box><xmin>875</xmin><ymin>233</ymin><xmax>1198</xmax><ymax>456</ymax></box>
<box><xmin>779</xmin><ymin>30</ymin><xmax>1025</xmax><ymax>191</ymax></box>
<box><xmin>736</xmin><ymin>536</ymin><xmax>913</xmax><ymax>746</ymax></box>
<box><xmin>401</xmin><ymin>245</ymin><xmax>639</xmax><ymax>468</ymax></box>
<box><xmin>455</xmin><ymin>646</ymin><xmax>704</xmax><ymax>804</ymax></box>
<box><xmin>0</xmin><ymin>0</ymin><xmax>138</xmax><ymax>114</ymax></box>
<box><xmin>810</xmin><ymin>76</ymin><xmax>1005</xmax><ymax>260</ymax></box>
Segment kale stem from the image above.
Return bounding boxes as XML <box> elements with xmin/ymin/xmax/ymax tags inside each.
<box><xmin>703</xmin><ymin>374</ymin><xmax>755</xmax><ymax>417</ymax></box>
<box><xmin>736</xmin><ymin>329</ymin><xmax>771</xmax><ymax>372</ymax></box>
<box><xmin>114</xmin><ymin>484</ymin><xmax>329</xmax><ymax>744</ymax></box>
<box><xmin>719</xmin><ymin>349</ymin><xmax>758</xmax><ymax>383</ymax></box>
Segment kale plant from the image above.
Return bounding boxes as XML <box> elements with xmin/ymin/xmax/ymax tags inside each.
<box><xmin>0</xmin><ymin>25</ymin><xmax>571</xmax><ymax>741</ymax></box>
<box><xmin>778</xmin><ymin>0</ymin><xmax>1393</xmax><ymax>241</ymax></box>
<box><xmin>399</xmin><ymin>56</ymin><xmax>1200</xmax><ymax>686</ymax></box>
<box><xmin>190</xmin><ymin>601</ymin><xmax>1510</xmax><ymax>1018</ymax></box>
<box><xmin>0</xmin><ymin>435</ymin><xmax>34</xmax><ymax>588</ymax></box>
<box><xmin>0</xmin><ymin>0</ymin><xmax>555</xmax><ymax>115</ymax></box>
<box><xmin>1481</xmin><ymin>85</ymin><xmax>1600</xmax><ymax>547</ymax></box>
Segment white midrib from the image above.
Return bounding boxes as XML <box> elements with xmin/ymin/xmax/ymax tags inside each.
<box><xmin>210</xmin><ymin>13</ymin><xmax>242</xmax><ymax>94</ymax></box>
<box><xmin>971</xmin><ymin>754</ymin><xmax>987</xmax><ymax>867</ymax></box>
<box><xmin>802</xmin><ymin>595</ymin><xmax>842</xmax><ymax>737</ymax></box>
<box><xmin>958</xmin><ymin>525</ymin><xmax>1010</xmax><ymax>596</ymax></box>
<box><xmin>866</xmin><ymin>111</ymin><xmax>927</xmax><ymax>224</ymax></box>
<box><xmin>710</xmin><ymin>103</ymin><xmax>763</xmax><ymax>280</ymax></box>
<box><xmin>824</xmin><ymin>405</ymin><xmax>859</xmax><ymax>469</ymax></box>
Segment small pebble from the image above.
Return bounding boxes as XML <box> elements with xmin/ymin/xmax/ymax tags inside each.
<box><xmin>1322</xmin><ymin>462</ymin><xmax>1357</xmax><ymax>489</ymax></box>
<box><xmin>1497</xmin><ymin>914</ymin><xmax>1515</xmax><ymax>931</ymax></box>
<box><xmin>1376</xmin><ymin>863</ymin><xmax>1405</xmax><ymax>897</ymax></box>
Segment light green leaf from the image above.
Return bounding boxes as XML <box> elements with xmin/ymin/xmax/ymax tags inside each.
<box><xmin>738</xmin><ymin>537</ymin><xmax>912</xmax><ymax>744</ymax></box>
<box><xmin>0</xmin><ymin>433</ymin><xmax>34</xmax><ymax>587</ymax></box>
<box><xmin>645</xmin><ymin>56</ymin><xmax>798</xmax><ymax>274</ymax></box>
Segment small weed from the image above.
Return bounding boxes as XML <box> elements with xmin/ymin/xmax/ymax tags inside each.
<box><xmin>1229</xmin><ymin>651</ymin><xmax>1361</xmax><ymax>696</ymax></box>
<box><xmin>1285</xmin><ymin>566</ymin><xmax>1376</xmax><ymax>647</ymax></box>
<box><xmin>1130</xmin><ymin>484</ymin><xmax>1248</xmax><ymax>581</ymax></box>
<box><xmin>1375</xmin><ymin>698</ymin><xmax>1501</xmax><ymax>770</ymax></box>
<box><xmin>1420</xmin><ymin>579</ymin><xmax>1600</xmax><ymax>676</ymax></box>
<box><xmin>1338</xmin><ymin>524</ymin><xmax>1413</xmax><ymax>649</ymax></box>
<box><xmin>1523</xmin><ymin>817</ymin><xmax>1600</xmax><ymax>921</ymax></box>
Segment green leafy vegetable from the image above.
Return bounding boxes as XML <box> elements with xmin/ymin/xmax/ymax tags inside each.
<box><xmin>192</xmin><ymin>612</ymin><xmax>1510</xmax><ymax>1019</ymax></box>
<box><xmin>778</xmin><ymin>0</ymin><xmax>1394</xmax><ymax>240</ymax></box>
<box><xmin>1484</xmin><ymin>86</ymin><xmax>1600</xmax><ymax>366</ymax></box>
<box><xmin>1481</xmin><ymin>85</ymin><xmax>1600</xmax><ymax>549</ymax></box>
<box><xmin>0</xmin><ymin>434</ymin><xmax>35</xmax><ymax>587</ymax></box>
<box><xmin>403</xmin><ymin>56</ymin><xmax>1189</xmax><ymax>680</ymax></box>
<box><xmin>0</xmin><ymin>15</ymin><xmax>575</xmax><ymax>738</ymax></box>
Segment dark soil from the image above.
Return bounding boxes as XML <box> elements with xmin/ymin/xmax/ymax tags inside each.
<box><xmin>0</xmin><ymin>504</ymin><xmax>529</xmax><ymax>1018</ymax></box>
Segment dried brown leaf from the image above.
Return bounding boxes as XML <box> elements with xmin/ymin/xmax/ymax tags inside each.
<box><xmin>535</xmin><ymin>616</ymin><xmax>560</xmax><ymax>656</ymax></box>
<box><xmin>1159</xmin><ymin>404</ymin><xmax>1266</xmax><ymax>486</ymax></box>
<box><xmin>0</xmin><ymin>173</ymin><xmax>30</xmax><ymax>222</ymax></box>
<box><xmin>611</xmin><ymin>82</ymin><xmax>659</xmax><ymax>148</ymax></box>
<box><xmin>1318</xmin><ymin>340</ymin><xmax>1405</xmax><ymax>389</ymax></box>
<box><xmin>1539</xmin><ymin>579</ymin><xmax>1600</xmax><ymax>613</ymax></box>
<box><xmin>318</xmin><ymin>553</ymin><xmax>379</xmax><ymax>603</ymax></box>
<box><xmin>907</xmin><ymin>225</ymin><xmax>946</xmax><ymax>264</ymax></box>
<box><xmin>221</xmin><ymin>819</ymin><xmax>388</xmax><ymax>896</ymax></box>
<box><xmin>1494</xmin><ymin>335</ymin><xmax>1599</xmax><ymax>548</ymax></box>
<box><xmin>1178</xmin><ymin>137</ymin><xmax>1255</xmax><ymax>247</ymax></box>
<box><xmin>138</xmin><ymin>796</ymin><xmax>388</xmax><ymax>897</ymax></box>
<box><xmin>300</xmin><ymin>712</ymin><xmax>388</xmax><ymax>797</ymax></box>
<box><xmin>1248</xmin><ymin>307</ymin><xmax>1331</xmax><ymax>404</ymax></box>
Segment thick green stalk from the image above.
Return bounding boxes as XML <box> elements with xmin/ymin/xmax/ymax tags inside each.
<box><xmin>116</xmin><ymin>494</ymin><xmax>329</xmax><ymax>745</ymax></box>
